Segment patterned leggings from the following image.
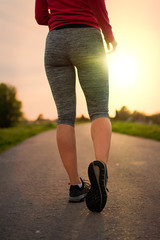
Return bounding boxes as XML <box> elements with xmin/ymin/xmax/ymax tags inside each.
<box><xmin>44</xmin><ymin>27</ymin><xmax>109</xmax><ymax>126</ymax></box>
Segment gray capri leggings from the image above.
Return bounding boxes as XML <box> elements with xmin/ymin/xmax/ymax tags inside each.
<box><xmin>44</xmin><ymin>27</ymin><xmax>109</xmax><ymax>127</ymax></box>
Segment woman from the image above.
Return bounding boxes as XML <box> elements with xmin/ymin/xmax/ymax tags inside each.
<box><xmin>35</xmin><ymin>0</ymin><xmax>117</xmax><ymax>212</ymax></box>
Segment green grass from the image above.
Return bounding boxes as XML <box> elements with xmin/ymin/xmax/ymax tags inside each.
<box><xmin>111</xmin><ymin>120</ymin><xmax>160</xmax><ymax>141</ymax></box>
<box><xmin>0</xmin><ymin>123</ymin><xmax>56</xmax><ymax>153</ymax></box>
<box><xmin>0</xmin><ymin>121</ymin><xmax>159</xmax><ymax>154</ymax></box>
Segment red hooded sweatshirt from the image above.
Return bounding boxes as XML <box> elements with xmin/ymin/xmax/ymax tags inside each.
<box><xmin>35</xmin><ymin>0</ymin><xmax>114</xmax><ymax>42</ymax></box>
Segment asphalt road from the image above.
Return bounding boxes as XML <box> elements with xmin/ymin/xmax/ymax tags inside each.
<box><xmin>0</xmin><ymin>123</ymin><xmax>160</xmax><ymax>240</ymax></box>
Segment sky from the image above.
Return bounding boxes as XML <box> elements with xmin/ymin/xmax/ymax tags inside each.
<box><xmin>0</xmin><ymin>0</ymin><xmax>160</xmax><ymax>120</ymax></box>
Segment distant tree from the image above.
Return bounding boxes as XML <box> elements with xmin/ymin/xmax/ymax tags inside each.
<box><xmin>132</xmin><ymin>110</ymin><xmax>147</xmax><ymax>122</ymax></box>
<box><xmin>150</xmin><ymin>113</ymin><xmax>160</xmax><ymax>125</ymax></box>
<box><xmin>114</xmin><ymin>106</ymin><xmax>160</xmax><ymax>124</ymax></box>
<box><xmin>115</xmin><ymin>106</ymin><xmax>131</xmax><ymax>121</ymax></box>
<box><xmin>76</xmin><ymin>114</ymin><xmax>90</xmax><ymax>122</ymax></box>
<box><xmin>36</xmin><ymin>114</ymin><xmax>44</xmax><ymax>122</ymax></box>
<box><xmin>0</xmin><ymin>83</ymin><xmax>23</xmax><ymax>128</ymax></box>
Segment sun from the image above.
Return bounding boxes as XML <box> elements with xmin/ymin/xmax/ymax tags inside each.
<box><xmin>107</xmin><ymin>51</ymin><xmax>139</xmax><ymax>89</ymax></box>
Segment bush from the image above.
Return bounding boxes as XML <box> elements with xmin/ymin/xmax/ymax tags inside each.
<box><xmin>0</xmin><ymin>83</ymin><xmax>23</xmax><ymax>128</ymax></box>
<box><xmin>115</xmin><ymin>106</ymin><xmax>131</xmax><ymax>121</ymax></box>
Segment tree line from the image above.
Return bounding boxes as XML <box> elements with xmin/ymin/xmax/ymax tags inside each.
<box><xmin>0</xmin><ymin>83</ymin><xmax>23</xmax><ymax>128</ymax></box>
<box><xmin>114</xmin><ymin>106</ymin><xmax>160</xmax><ymax>125</ymax></box>
<box><xmin>0</xmin><ymin>83</ymin><xmax>160</xmax><ymax>128</ymax></box>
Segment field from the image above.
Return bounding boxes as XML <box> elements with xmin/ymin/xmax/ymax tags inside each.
<box><xmin>111</xmin><ymin>120</ymin><xmax>160</xmax><ymax>141</ymax></box>
<box><xmin>0</xmin><ymin>123</ymin><xmax>56</xmax><ymax>153</ymax></box>
<box><xmin>0</xmin><ymin>121</ymin><xmax>160</xmax><ymax>154</ymax></box>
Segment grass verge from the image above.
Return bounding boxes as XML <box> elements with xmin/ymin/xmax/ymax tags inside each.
<box><xmin>0</xmin><ymin>123</ymin><xmax>56</xmax><ymax>154</ymax></box>
<box><xmin>111</xmin><ymin>120</ymin><xmax>160</xmax><ymax>141</ymax></box>
<box><xmin>0</xmin><ymin>121</ymin><xmax>159</xmax><ymax>154</ymax></box>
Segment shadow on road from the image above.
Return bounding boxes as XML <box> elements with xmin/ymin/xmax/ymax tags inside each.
<box><xmin>49</xmin><ymin>201</ymin><xmax>107</xmax><ymax>240</ymax></box>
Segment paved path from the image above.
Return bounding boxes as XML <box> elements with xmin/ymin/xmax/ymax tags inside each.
<box><xmin>0</xmin><ymin>123</ymin><xmax>160</xmax><ymax>240</ymax></box>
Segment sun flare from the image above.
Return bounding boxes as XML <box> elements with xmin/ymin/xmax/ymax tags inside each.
<box><xmin>108</xmin><ymin>52</ymin><xmax>139</xmax><ymax>89</ymax></box>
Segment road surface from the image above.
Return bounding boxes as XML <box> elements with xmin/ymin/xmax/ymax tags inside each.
<box><xmin>0</xmin><ymin>123</ymin><xmax>160</xmax><ymax>240</ymax></box>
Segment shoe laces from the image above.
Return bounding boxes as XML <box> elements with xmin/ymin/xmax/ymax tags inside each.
<box><xmin>82</xmin><ymin>179</ymin><xmax>90</xmax><ymax>189</ymax></box>
<box><xmin>68</xmin><ymin>179</ymin><xmax>90</xmax><ymax>188</ymax></box>
<box><xmin>68</xmin><ymin>179</ymin><xmax>109</xmax><ymax>191</ymax></box>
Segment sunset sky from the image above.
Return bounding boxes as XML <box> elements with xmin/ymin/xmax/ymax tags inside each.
<box><xmin>0</xmin><ymin>0</ymin><xmax>160</xmax><ymax>120</ymax></box>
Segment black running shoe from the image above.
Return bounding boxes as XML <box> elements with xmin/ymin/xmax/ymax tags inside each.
<box><xmin>86</xmin><ymin>160</ymin><xmax>108</xmax><ymax>212</ymax></box>
<box><xmin>69</xmin><ymin>178</ymin><xmax>90</xmax><ymax>202</ymax></box>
